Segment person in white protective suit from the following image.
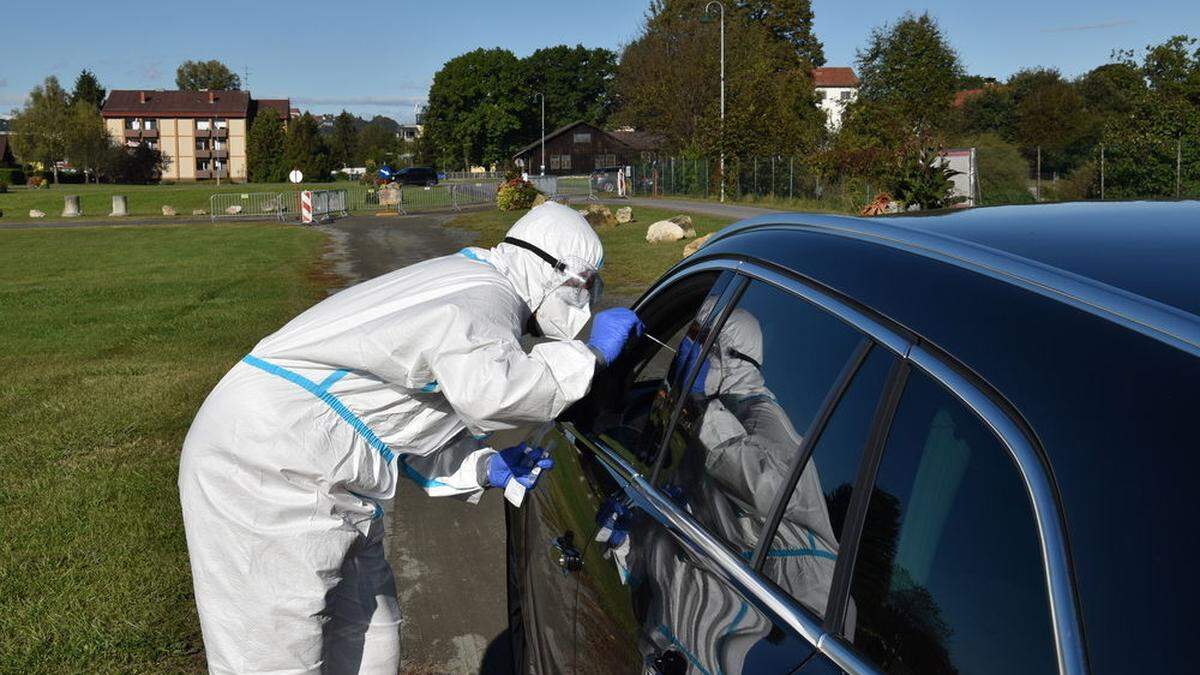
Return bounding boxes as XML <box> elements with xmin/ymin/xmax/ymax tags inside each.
<box><xmin>178</xmin><ymin>201</ymin><xmax>644</xmax><ymax>674</ymax></box>
<box><xmin>631</xmin><ymin>309</ymin><xmax>853</xmax><ymax>672</ymax></box>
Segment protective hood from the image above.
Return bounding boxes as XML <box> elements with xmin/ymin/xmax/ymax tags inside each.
<box><xmin>467</xmin><ymin>202</ymin><xmax>604</xmax><ymax>339</ymax></box>
<box><xmin>700</xmin><ymin>308</ymin><xmax>769</xmax><ymax>399</ymax></box>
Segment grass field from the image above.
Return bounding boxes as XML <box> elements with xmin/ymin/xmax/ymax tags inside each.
<box><xmin>0</xmin><ymin>222</ymin><xmax>329</xmax><ymax>672</ymax></box>
<box><xmin>445</xmin><ymin>204</ymin><xmax>735</xmax><ymax>297</ymax></box>
<box><xmin>0</xmin><ymin>181</ymin><xmax>370</xmax><ymax>222</ymax></box>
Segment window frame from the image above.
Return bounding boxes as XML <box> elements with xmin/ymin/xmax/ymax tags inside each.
<box><xmin>571</xmin><ymin>256</ymin><xmax>1082</xmax><ymax>674</ymax></box>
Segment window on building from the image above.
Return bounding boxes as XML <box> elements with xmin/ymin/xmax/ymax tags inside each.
<box><xmin>595</xmin><ymin>154</ymin><xmax>616</xmax><ymax>169</ymax></box>
<box><xmin>213</xmin><ymin>118</ymin><xmax>228</xmax><ymax>130</ymax></box>
<box><xmin>196</xmin><ymin>139</ymin><xmax>210</xmax><ymax>151</ymax></box>
<box><xmin>144</xmin><ymin>139</ymin><xmax>158</xmax><ymax>150</ymax></box>
<box><xmin>573</xmin><ymin>132</ymin><xmax>592</xmax><ymax>144</ymax></box>
<box><xmin>845</xmin><ymin>371</ymin><xmax>1056</xmax><ymax>674</ymax></box>
<box><xmin>196</xmin><ymin>119</ymin><xmax>212</xmax><ymax>131</ymax></box>
<box><xmin>214</xmin><ymin>159</ymin><xmax>227</xmax><ymax>173</ymax></box>
<box><xmin>840</xmin><ymin>90</ymin><xmax>853</xmax><ymax>102</ymax></box>
<box><xmin>550</xmin><ymin>154</ymin><xmax>571</xmax><ymax>171</ymax></box>
<box><xmin>549</xmin><ymin>155</ymin><xmax>560</xmax><ymax>171</ymax></box>
<box><xmin>124</xmin><ymin>118</ymin><xmax>136</xmax><ymax>130</ymax></box>
<box><xmin>143</xmin><ymin>118</ymin><xmax>157</xmax><ymax>130</ymax></box>
<box><xmin>213</xmin><ymin>139</ymin><xmax>225</xmax><ymax>151</ymax></box>
<box><xmin>196</xmin><ymin>159</ymin><xmax>211</xmax><ymax>171</ymax></box>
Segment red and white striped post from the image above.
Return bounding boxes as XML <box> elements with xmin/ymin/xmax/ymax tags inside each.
<box><xmin>300</xmin><ymin>191</ymin><xmax>313</xmax><ymax>224</ymax></box>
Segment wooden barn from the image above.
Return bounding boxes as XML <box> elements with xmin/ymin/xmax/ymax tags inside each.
<box><xmin>513</xmin><ymin>121</ymin><xmax>662</xmax><ymax>175</ymax></box>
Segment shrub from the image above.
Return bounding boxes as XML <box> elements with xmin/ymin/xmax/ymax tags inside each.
<box><xmin>496</xmin><ymin>178</ymin><xmax>540</xmax><ymax>211</ymax></box>
<box><xmin>0</xmin><ymin>180</ymin><xmax>8</xmax><ymax>193</ymax></box>
<box><xmin>961</xmin><ymin>133</ymin><xmax>1035</xmax><ymax>205</ymax></box>
<box><xmin>0</xmin><ymin>167</ymin><xmax>25</xmax><ymax>185</ymax></box>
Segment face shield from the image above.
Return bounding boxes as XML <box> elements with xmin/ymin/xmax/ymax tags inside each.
<box><xmin>504</xmin><ymin>236</ymin><xmax>603</xmax><ymax>339</ymax></box>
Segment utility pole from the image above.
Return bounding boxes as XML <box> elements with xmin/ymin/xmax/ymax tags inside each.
<box><xmin>534</xmin><ymin>92</ymin><xmax>545</xmax><ymax>176</ymax></box>
<box><xmin>1036</xmin><ymin>145</ymin><xmax>1041</xmax><ymax>201</ymax></box>
<box><xmin>706</xmin><ymin>1</ymin><xmax>725</xmax><ymax>203</ymax></box>
<box><xmin>1177</xmin><ymin>137</ymin><xmax>1183</xmax><ymax>198</ymax></box>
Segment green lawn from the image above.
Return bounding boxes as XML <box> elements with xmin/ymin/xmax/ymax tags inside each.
<box><xmin>0</xmin><ymin>222</ymin><xmax>329</xmax><ymax>673</ymax></box>
<box><xmin>445</xmin><ymin>204</ymin><xmax>735</xmax><ymax>297</ymax></box>
<box><xmin>0</xmin><ymin>181</ymin><xmax>369</xmax><ymax>222</ymax></box>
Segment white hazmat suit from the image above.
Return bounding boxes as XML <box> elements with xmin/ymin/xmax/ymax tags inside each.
<box><xmin>179</xmin><ymin>202</ymin><xmax>604</xmax><ymax>673</ymax></box>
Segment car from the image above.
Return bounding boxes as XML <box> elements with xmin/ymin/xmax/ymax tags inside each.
<box><xmin>393</xmin><ymin>166</ymin><xmax>439</xmax><ymax>186</ymax></box>
<box><xmin>506</xmin><ymin>201</ymin><xmax>1200</xmax><ymax>675</ymax></box>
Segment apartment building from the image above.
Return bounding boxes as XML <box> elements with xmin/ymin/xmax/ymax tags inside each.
<box><xmin>101</xmin><ymin>90</ymin><xmax>290</xmax><ymax>182</ymax></box>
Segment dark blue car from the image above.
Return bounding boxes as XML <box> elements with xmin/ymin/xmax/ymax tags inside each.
<box><xmin>507</xmin><ymin>201</ymin><xmax>1200</xmax><ymax>675</ymax></box>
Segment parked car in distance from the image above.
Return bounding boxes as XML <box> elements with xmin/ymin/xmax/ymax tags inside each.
<box><xmin>590</xmin><ymin>166</ymin><xmax>624</xmax><ymax>193</ymax></box>
<box><xmin>507</xmin><ymin>201</ymin><xmax>1200</xmax><ymax>675</ymax></box>
<box><xmin>393</xmin><ymin>166</ymin><xmax>439</xmax><ymax>186</ymax></box>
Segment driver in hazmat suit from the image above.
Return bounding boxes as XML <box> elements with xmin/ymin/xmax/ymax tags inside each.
<box><xmin>178</xmin><ymin>202</ymin><xmax>644</xmax><ymax>674</ymax></box>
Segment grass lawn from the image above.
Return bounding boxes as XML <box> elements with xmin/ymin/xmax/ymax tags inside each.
<box><xmin>445</xmin><ymin>204</ymin><xmax>736</xmax><ymax>297</ymax></box>
<box><xmin>0</xmin><ymin>222</ymin><xmax>330</xmax><ymax>672</ymax></box>
<box><xmin>0</xmin><ymin>181</ymin><xmax>368</xmax><ymax>222</ymax></box>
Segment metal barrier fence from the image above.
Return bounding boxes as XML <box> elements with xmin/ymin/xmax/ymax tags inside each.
<box><xmin>443</xmin><ymin>170</ymin><xmax>504</xmax><ymax>181</ymax></box>
<box><xmin>394</xmin><ymin>182</ymin><xmax>501</xmax><ymax>215</ymax></box>
<box><xmin>209</xmin><ymin>192</ymin><xmax>291</xmax><ymax>221</ymax></box>
<box><xmin>306</xmin><ymin>189</ymin><xmax>349</xmax><ymax>223</ymax></box>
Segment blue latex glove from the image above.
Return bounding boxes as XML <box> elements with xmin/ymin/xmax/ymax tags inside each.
<box><xmin>587</xmin><ymin>308</ymin><xmax>645</xmax><ymax>366</ymax></box>
<box><xmin>671</xmin><ymin>336</ymin><xmax>710</xmax><ymax>394</ymax></box>
<box><xmin>487</xmin><ymin>443</ymin><xmax>554</xmax><ymax>490</ymax></box>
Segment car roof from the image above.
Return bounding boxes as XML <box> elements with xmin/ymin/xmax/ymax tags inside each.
<box><xmin>704</xmin><ymin>201</ymin><xmax>1200</xmax><ymax>356</ymax></box>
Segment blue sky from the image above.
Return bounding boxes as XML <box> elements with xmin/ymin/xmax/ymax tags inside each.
<box><xmin>0</xmin><ymin>0</ymin><xmax>1192</xmax><ymax>121</ymax></box>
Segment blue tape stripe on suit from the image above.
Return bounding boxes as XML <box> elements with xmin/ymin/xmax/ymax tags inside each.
<box><xmin>240</xmin><ymin>355</ymin><xmax>448</xmax><ymax>488</ymax></box>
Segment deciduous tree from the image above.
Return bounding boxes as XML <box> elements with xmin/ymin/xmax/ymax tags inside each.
<box><xmin>176</xmin><ymin>60</ymin><xmax>241</xmax><ymax>91</ymax></box>
<box><xmin>65</xmin><ymin>103</ymin><xmax>111</xmax><ymax>183</ymax></box>
<box><xmin>521</xmin><ymin>45</ymin><xmax>618</xmax><ymax>133</ymax></box>
<box><xmin>740</xmin><ymin>0</ymin><xmax>824</xmax><ymax>66</ymax></box>
<box><xmin>852</xmin><ymin>12</ymin><xmax>964</xmax><ymax>138</ymax></box>
<box><xmin>423</xmin><ymin>48</ymin><xmax>525</xmax><ymax>169</ymax></box>
<box><xmin>10</xmin><ymin>76</ymin><xmax>71</xmax><ymax>183</ymax></box>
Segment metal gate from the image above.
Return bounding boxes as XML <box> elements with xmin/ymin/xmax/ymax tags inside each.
<box><xmin>209</xmin><ymin>192</ymin><xmax>290</xmax><ymax>222</ymax></box>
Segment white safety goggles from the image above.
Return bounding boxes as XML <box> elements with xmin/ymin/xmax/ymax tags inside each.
<box><xmin>504</xmin><ymin>237</ymin><xmax>603</xmax><ymax>308</ymax></box>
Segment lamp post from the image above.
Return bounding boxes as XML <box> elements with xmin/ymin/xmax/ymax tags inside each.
<box><xmin>534</xmin><ymin>92</ymin><xmax>546</xmax><ymax>176</ymax></box>
<box><xmin>705</xmin><ymin>1</ymin><xmax>725</xmax><ymax>202</ymax></box>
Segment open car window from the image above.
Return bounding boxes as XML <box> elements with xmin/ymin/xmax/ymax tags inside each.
<box><xmin>563</xmin><ymin>270</ymin><xmax>731</xmax><ymax>473</ymax></box>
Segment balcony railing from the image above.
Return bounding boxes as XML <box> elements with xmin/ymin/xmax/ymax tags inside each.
<box><xmin>194</xmin><ymin>149</ymin><xmax>212</xmax><ymax>158</ymax></box>
<box><xmin>194</xmin><ymin>127</ymin><xmax>212</xmax><ymax>137</ymax></box>
<box><xmin>212</xmin><ymin>149</ymin><xmax>229</xmax><ymax>159</ymax></box>
<box><xmin>212</xmin><ymin>128</ymin><xmax>228</xmax><ymax>138</ymax></box>
<box><xmin>194</xmin><ymin>170</ymin><xmax>212</xmax><ymax>179</ymax></box>
<box><xmin>141</xmin><ymin>129</ymin><xmax>159</xmax><ymax>139</ymax></box>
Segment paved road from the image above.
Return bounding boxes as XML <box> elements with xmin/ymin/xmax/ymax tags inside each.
<box><xmin>323</xmin><ymin>214</ymin><xmax>513</xmax><ymax>675</ymax></box>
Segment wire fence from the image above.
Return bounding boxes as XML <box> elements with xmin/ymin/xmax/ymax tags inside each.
<box><xmin>625</xmin><ymin>157</ymin><xmax>876</xmax><ymax>209</ymax></box>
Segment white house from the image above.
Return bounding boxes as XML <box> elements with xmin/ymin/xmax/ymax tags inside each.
<box><xmin>813</xmin><ymin>67</ymin><xmax>859</xmax><ymax>132</ymax></box>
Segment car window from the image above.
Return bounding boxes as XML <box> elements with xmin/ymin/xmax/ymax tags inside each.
<box><xmin>761</xmin><ymin>345</ymin><xmax>894</xmax><ymax>621</ymax></box>
<box><xmin>846</xmin><ymin>370</ymin><xmax>1056</xmax><ymax>674</ymax></box>
<box><xmin>657</xmin><ymin>279</ymin><xmax>864</xmax><ymax>557</ymax></box>
<box><xmin>568</xmin><ymin>271</ymin><xmax>729</xmax><ymax>472</ymax></box>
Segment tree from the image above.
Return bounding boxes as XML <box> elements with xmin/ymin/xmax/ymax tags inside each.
<box><xmin>247</xmin><ymin>109</ymin><xmax>287</xmax><ymax>182</ymax></box>
<box><xmin>329</xmin><ymin>110</ymin><xmax>359</xmax><ymax>168</ymax></box>
<box><xmin>853</xmin><ymin>12</ymin><xmax>964</xmax><ymax>138</ymax></box>
<box><xmin>10</xmin><ymin>76</ymin><xmax>72</xmax><ymax>183</ymax></box>
<box><xmin>176</xmin><ymin>60</ymin><xmax>241</xmax><ymax>91</ymax></box>
<box><xmin>71</xmin><ymin>70</ymin><xmax>106</xmax><ymax>109</ymax></box>
<box><xmin>282</xmin><ymin>113</ymin><xmax>332</xmax><ymax>180</ymax></box>
<box><xmin>521</xmin><ymin>45</ymin><xmax>618</xmax><ymax>133</ymax></box>
<box><xmin>423</xmin><ymin>48</ymin><xmax>526</xmax><ymax>169</ymax></box>
<box><xmin>359</xmin><ymin>120</ymin><xmax>398</xmax><ymax>167</ymax></box>
<box><xmin>1007</xmin><ymin>68</ymin><xmax>1091</xmax><ymax>174</ymax></box>
<box><xmin>65</xmin><ymin>103</ymin><xmax>111</xmax><ymax>183</ymax></box>
<box><xmin>104</xmin><ymin>143</ymin><xmax>169</xmax><ymax>184</ymax></box>
<box><xmin>740</xmin><ymin>0</ymin><xmax>825</xmax><ymax>66</ymax></box>
<box><xmin>615</xmin><ymin>0</ymin><xmax>824</xmax><ymax>156</ymax></box>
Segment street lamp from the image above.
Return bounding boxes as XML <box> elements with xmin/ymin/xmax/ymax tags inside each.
<box><xmin>534</xmin><ymin>92</ymin><xmax>546</xmax><ymax>176</ymax></box>
<box><xmin>705</xmin><ymin>1</ymin><xmax>725</xmax><ymax>202</ymax></box>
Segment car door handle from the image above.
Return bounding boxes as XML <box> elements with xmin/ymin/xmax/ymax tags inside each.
<box><xmin>649</xmin><ymin>648</ymin><xmax>687</xmax><ymax>675</ymax></box>
<box><xmin>552</xmin><ymin>533</ymin><xmax>583</xmax><ymax>574</ymax></box>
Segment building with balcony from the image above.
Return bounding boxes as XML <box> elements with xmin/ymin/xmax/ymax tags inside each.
<box><xmin>812</xmin><ymin>67</ymin><xmax>859</xmax><ymax>132</ymax></box>
<box><xmin>101</xmin><ymin>90</ymin><xmax>290</xmax><ymax>182</ymax></box>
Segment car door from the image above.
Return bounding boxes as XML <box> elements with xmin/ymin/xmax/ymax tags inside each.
<box><xmin>555</xmin><ymin>272</ymin><xmax>902</xmax><ymax>674</ymax></box>
<box><xmin>511</xmin><ymin>268</ymin><xmax>733</xmax><ymax>674</ymax></box>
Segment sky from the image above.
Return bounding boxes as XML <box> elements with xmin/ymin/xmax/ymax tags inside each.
<box><xmin>0</xmin><ymin>0</ymin><xmax>1193</xmax><ymax>122</ymax></box>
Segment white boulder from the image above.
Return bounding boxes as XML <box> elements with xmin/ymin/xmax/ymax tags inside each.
<box><xmin>646</xmin><ymin>220</ymin><xmax>686</xmax><ymax>243</ymax></box>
